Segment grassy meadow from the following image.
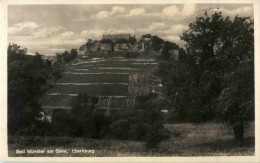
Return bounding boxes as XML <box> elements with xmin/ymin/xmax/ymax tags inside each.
<box><xmin>8</xmin><ymin>122</ymin><xmax>254</xmax><ymax>157</ymax></box>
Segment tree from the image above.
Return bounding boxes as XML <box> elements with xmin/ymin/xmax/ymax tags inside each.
<box><xmin>135</xmin><ymin>93</ymin><xmax>171</xmax><ymax>148</ymax></box>
<box><xmin>63</xmin><ymin>51</ymin><xmax>72</xmax><ymax>63</ymax></box>
<box><xmin>159</xmin><ymin>40</ymin><xmax>180</xmax><ymax>60</ymax></box>
<box><xmin>164</xmin><ymin>41</ymin><xmax>179</xmax><ymax>50</ymax></box>
<box><xmin>160</xmin><ymin>11</ymin><xmax>254</xmax><ymax>145</ymax></box>
<box><xmin>7</xmin><ymin>43</ymin><xmax>68</xmax><ymax>135</ymax></box>
<box><xmin>87</xmin><ymin>39</ymin><xmax>92</xmax><ymax>44</ymax></box>
<box><xmin>216</xmin><ymin>61</ymin><xmax>254</xmax><ymax>146</ymax></box>
<box><xmin>151</xmin><ymin>35</ymin><xmax>164</xmax><ymax>51</ymax></box>
<box><xmin>141</xmin><ymin>34</ymin><xmax>152</xmax><ymax>39</ymax></box>
<box><xmin>70</xmin><ymin>48</ymin><xmax>78</xmax><ymax>58</ymax></box>
<box><xmin>56</xmin><ymin>49</ymin><xmax>78</xmax><ymax>64</ymax></box>
<box><xmin>129</xmin><ymin>35</ymin><xmax>137</xmax><ymax>44</ymax></box>
<box><xmin>8</xmin><ymin>44</ymin><xmax>51</xmax><ymax>134</ymax></box>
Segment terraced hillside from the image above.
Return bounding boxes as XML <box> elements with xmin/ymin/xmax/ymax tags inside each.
<box><xmin>42</xmin><ymin>56</ymin><xmax>161</xmax><ymax>110</ymax></box>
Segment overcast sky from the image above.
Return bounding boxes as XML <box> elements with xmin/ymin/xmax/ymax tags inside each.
<box><xmin>8</xmin><ymin>4</ymin><xmax>253</xmax><ymax>56</ymax></box>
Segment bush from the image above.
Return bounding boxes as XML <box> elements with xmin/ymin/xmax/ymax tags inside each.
<box><xmin>49</xmin><ymin>93</ymin><xmax>171</xmax><ymax>149</ymax></box>
<box><xmin>128</xmin><ymin>123</ymin><xmax>149</xmax><ymax>141</ymax></box>
<box><xmin>134</xmin><ymin>93</ymin><xmax>171</xmax><ymax>148</ymax></box>
<box><xmin>145</xmin><ymin>125</ymin><xmax>171</xmax><ymax>148</ymax></box>
<box><xmin>51</xmin><ymin>107</ymin><xmax>111</xmax><ymax>139</ymax></box>
<box><xmin>52</xmin><ymin>109</ymin><xmax>78</xmax><ymax>136</ymax></box>
<box><xmin>108</xmin><ymin>109</ymin><xmax>132</xmax><ymax>122</ymax></box>
<box><xmin>109</xmin><ymin>119</ymin><xmax>130</xmax><ymax>140</ymax></box>
<box><xmin>31</xmin><ymin>121</ymin><xmax>54</xmax><ymax>136</ymax></box>
<box><xmin>83</xmin><ymin>109</ymin><xmax>110</xmax><ymax>138</ymax></box>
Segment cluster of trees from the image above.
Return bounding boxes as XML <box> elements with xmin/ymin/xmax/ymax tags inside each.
<box><xmin>158</xmin><ymin>12</ymin><xmax>254</xmax><ymax>146</ymax></box>
<box><xmin>36</xmin><ymin>93</ymin><xmax>170</xmax><ymax>148</ymax></box>
<box><xmin>8</xmin><ymin>44</ymin><xmax>53</xmax><ymax>134</ymax></box>
<box><xmin>8</xmin><ymin>44</ymin><xmax>78</xmax><ymax>135</ymax></box>
<box><xmin>160</xmin><ymin>41</ymin><xmax>186</xmax><ymax>60</ymax></box>
<box><xmin>55</xmin><ymin>48</ymin><xmax>78</xmax><ymax>65</ymax></box>
<box><xmin>150</xmin><ymin>35</ymin><xmax>164</xmax><ymax>51</ymax></box>
<box><xmin>140</xmin><ymin>34</ymin><xmax>186</xmax><ymax>59</ymax></box>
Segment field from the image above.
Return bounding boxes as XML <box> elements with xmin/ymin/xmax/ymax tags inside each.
<box><xmin>44</xmin><ymin>56</ymin><xmax>159</xmax><ymax>109</ymax></box>
<box><xmin>68</xmin><ymin>68</ymin><xmax>155</xmax><ymax>73</ymax></box>
<box><xmin>8</xmin><ymin>122</ymin><xmax>254</xmax><ymax>157</ymax></box>
<box><xmin>42</xmin><ymin>95</ymin><xmax>77</xmax><ymax>109</ymax></box>
<box><xmin>56</xmin><ymin>73</ymin><xmax>129</xmax><ymax>83</ymax></box>
<box><xmin>46</xmin><ymin>84</ymin><xmax>128</xmax><ymax>96</ymax></box>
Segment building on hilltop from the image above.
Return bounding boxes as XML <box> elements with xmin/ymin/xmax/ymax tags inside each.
<box><xmin>101</xmin><ymin>43</ymin><xmax>112</xmax><ymax>52</ymax></box>
<box><xmin>114</xmin><ymin>43</ymin><xmax>130</xmax><ymax>52</ymax></box>
<box><xmin>102</xmin><ymin>34</ymin><xmax>130</xmax><ymax>42</ymax></box>
<box><xmin>78</xmin><ymin>33</ymin><xmax>149</xmax><ymax>55</ymax></box>
<box><xmin>141</xmin><ymin>34</ymin><xmax>152</xmax><ymax>41</ymax></box>
<box><xmin>92</xmin><ymin>41</ymin><xmax>101</xmax><ymax>52</ymax></box>
<box><xmin>79</xmin><ymin>45</ymin><xmax>87</xmax><ymax>55</ymax></box>
<box><xmin>114</xmin><ymin>44</ymin><xmax>121</xmax><ymax>52</ymax></box>
<box><xmin>85</xmin><ymin>42</ymin><xmax>92</xmax><ymax>54</ymax></box>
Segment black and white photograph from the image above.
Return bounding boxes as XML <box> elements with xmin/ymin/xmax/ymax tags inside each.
<box><xmin>1</xmin><ymin>0</ymin><xmax>259</xmax><ymax>161</ymax></box>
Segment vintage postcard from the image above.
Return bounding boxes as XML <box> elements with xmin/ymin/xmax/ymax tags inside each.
<box><xmin>0</xmin><ymin>0</ymin><xmax>259</xmax><ymax>162</ymax></box>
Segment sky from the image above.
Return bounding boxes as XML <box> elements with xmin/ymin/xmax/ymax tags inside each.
<box><xmin>8</xmin><ymin>4</ymin><xmax>253</xmax><ymax>56</ymax></box>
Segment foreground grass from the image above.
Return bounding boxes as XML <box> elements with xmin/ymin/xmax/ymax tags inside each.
<box><xmin>8</xmin><ymin>122</ymin><xmax>254</xmax><ymax>157</ymax></box>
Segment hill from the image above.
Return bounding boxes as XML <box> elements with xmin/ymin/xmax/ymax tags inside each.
<box><xmin>42</xmin><ymin>55</ymin><xmax>161</xmax><ymax>111</ymax></box>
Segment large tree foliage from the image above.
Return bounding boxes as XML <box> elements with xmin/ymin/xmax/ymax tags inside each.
<box><xmin>62</xmin><ymin>48</ymin><xmax>78</xmax><ymax>63</ymax></box>
<box><xmin>7</xmin><ymin>43</ymin><xmax>77</xmax><ymax>134</ymax></box>
<box><xmin>151</xmin><ymin>35</ymin><xmax>164</xmax><ymax>51</ymax></box>
<box><xmin>159</xmin><ymin>12</ymin><xmax>254</xmax><ymax>145</ymax></box>
<box><xmin>51</xmin><ymin>93</ymin><xmax>170</xmax><ymax>148</ymax></box>
<box><xmin>8</xmin><ymin>44</ymin><xmax>52</xmax><ymax>134</ymax></box>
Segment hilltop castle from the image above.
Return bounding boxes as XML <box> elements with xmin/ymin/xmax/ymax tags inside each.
<box><xmin>79</xmin><ymin>33</ymin><xmax>135</xmax><ymax>56</ymax></box>
<box><xmin>102</xmin><ymin>34</ymin><xmax>130</xmax><ymax>42</ymax></box>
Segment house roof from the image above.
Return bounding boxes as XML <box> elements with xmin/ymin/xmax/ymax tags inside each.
<box><xmin>102</xmin><ymin>34</ymin><xmax>130</xmax><ymax>40</ymax></box>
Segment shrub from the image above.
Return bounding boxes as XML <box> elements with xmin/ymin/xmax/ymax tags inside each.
<box><xmin>49</xmin><ymin>93</ymin><xmax>171</xmax><ymax>148</ymax></box>
<box><xmin>109</xmin><ymin>119</ymin><xmax>130</xmax><ymax>140</ymax></box>
<box><xmin>83</xmin><ymin>109</ymin><xmax>110</xmax><ymax>138</ymax></box>
<box><xmin>128</xmin><ymin>123</ymin><xmax>149</xmax><ymax>141</ymax></box>
<box><xmin>145</xmin><ymin>124</ymin><xmax>171</xmax><ymax>148</ymax></box>
<box><xmin>108</xmin><ymin>109</ymin><xmax>132</xmax><ymax>122</ymax></box>
<box><xmin>52</xmin><ymin>109</ymin><xmax>78</xmax><ymax>136</ymax></box>
<box><xmin>31</xmin><ymin>121</ymin><xmax>54</xmax><ymax>136</ymax></box>
<box><xmin>134</xmin><ymin>93</ymin><xmax>171</xmax><ymax>148</ymax></box>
